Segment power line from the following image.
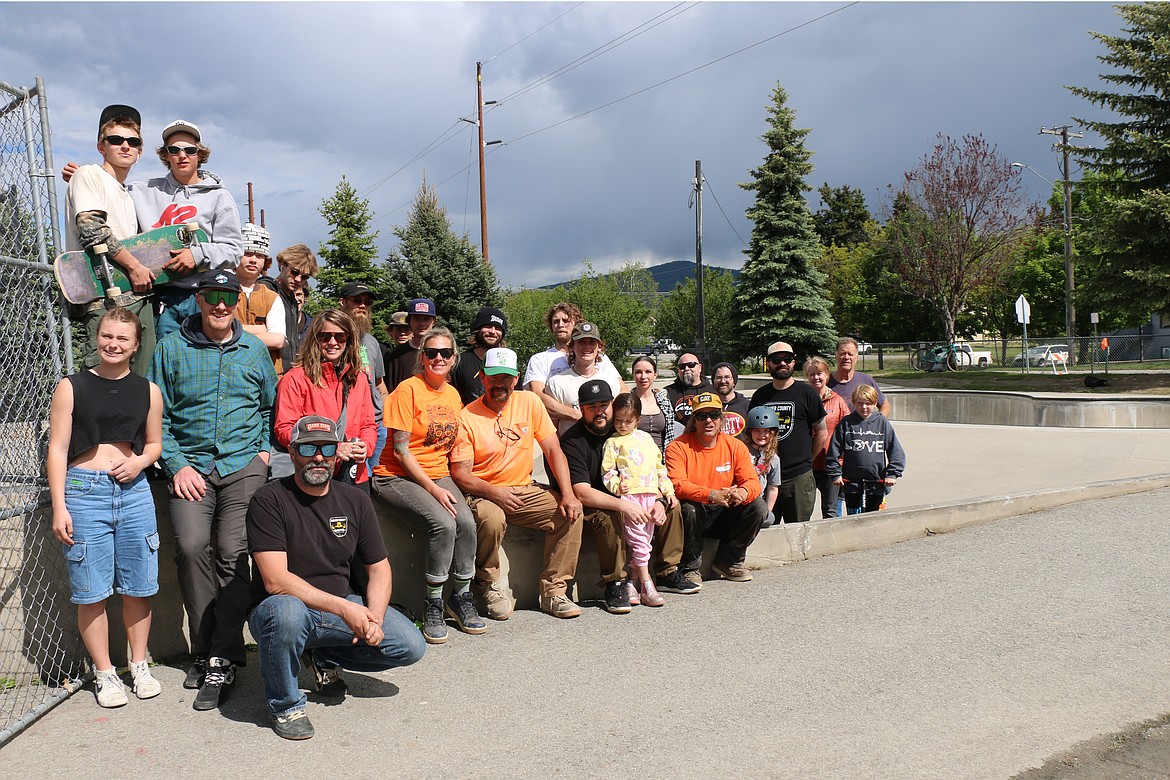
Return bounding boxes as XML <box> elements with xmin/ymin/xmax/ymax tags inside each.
<box><xmin>703</xmin><ymin>176</ymin><xmax>748</xmax><ymax>247</ymax></box>
<box><xmin>507</xmin><ymin>2</ymin><xmax>858</xmax><ymax>145</ymax></box>
<box><xmin>483</xmin><ymin>3</ymin><xmax>584</xmax><ymax>64</ymax></box>
<box><xmin>494</xmin><ymin>3</ymin><xmax>700</xmax><ymax>106</ymax></box>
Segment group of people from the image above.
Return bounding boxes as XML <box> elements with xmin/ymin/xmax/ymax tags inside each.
<box><xmin>47</xmin><ymin>104</ymin><xmax>905</xmax><ymax>742</ymax></box>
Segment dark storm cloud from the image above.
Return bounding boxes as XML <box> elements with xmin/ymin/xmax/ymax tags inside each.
<box><xmin>1</xmin><ymin>2</ymin><xmax>1124</xmax><ymax>289</ymax></box>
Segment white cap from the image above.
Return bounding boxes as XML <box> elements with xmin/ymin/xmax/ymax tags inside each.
<box><xmin>483</xmin><ymin>348</ymin><xmax>518</xmax><ymax>376</ymax></box>
<box><xmin>162</xmin><ymin>119</ymin><xmax>201</xmax><ymax>143</ymax></box>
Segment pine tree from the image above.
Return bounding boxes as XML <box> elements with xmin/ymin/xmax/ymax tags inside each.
<box><xmin>1067</xmin><ymin>3</ymin><xmax>1170</xmax><ymax>319</ymax></box>
<box><xmin>385</xmin><ymin>181</ymin><xmax>501</xmax><ymax>340</ymax></box>
<box><xmin>316</xmin><ymin>176</ymin><xmax>403</xmax><ymax>334</ymax></box>
<box><xmin>731</xmin><ymin>83</ymin><xmax>836</xmax><ymax>361</ymax></box>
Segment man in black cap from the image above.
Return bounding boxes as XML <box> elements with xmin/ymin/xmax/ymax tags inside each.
<box><xmin>148</xmin><ymin>268</ymin><xmax>277</xmax><ymax>713</ymax></box>
<box><xmin>65</xmin><ymin>104</ymin><xmax>156</xmax><ymax>375</ymax></box>
<box><xmin>247</xmin><ymin>415</ymin><xmax>425</xmax><ymax>740</ymax></box>
<box><xmin>338</xmin><ymin>282</ymin><xmax>389</xmax><ymax>476</ymax></box>
<box><xmin>385</xmin><ymin>297</ymin><xmax>438</xmax><ymax>391</ymax></box>
<box><xmin>451</xmin><ymin>305</ymin><xmax>507</xmax><ymax>406</ymax></box>
<box><xmin>558</xmin><ymin>379</ymin><xmax>697</xmax><ymax>613</ymax></box>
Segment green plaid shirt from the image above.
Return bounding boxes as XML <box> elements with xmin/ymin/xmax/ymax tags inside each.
<box><xmin>149</xmin><ymin>323</ymin><xmax>277</xmax><ymax>477</ymax></box>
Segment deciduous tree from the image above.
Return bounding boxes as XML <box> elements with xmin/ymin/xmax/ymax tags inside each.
<box><xmin>655</xmin><ymin>267</ymin><xmax>736</xmax><ymax>363</ymax></box>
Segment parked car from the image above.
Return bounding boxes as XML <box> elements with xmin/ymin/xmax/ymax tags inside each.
<box><xmin>1012</xmin><ymin>344</ymin><xmax>1070</xmax><ymax>367</ymax></box>
<box><xmin>957</xmin><ymin>342</ymin><xmax>993</xmax><ymax>368</ymax></box>
<box><xmin>856</xmin><ymin>339</ymin><xmax>873</xmax><ymax>355</ymax></box>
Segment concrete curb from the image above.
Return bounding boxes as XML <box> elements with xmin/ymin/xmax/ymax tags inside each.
<box><xmin>744</xmin><ymin>472</ymin><xmax>1170</xmax><ymax>569</ymax></box>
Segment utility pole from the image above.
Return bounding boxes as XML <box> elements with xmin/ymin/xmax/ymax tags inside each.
<box><xmin>246</xmin><ymin>181</ymin><xmax>255</xmax><ymax>224</ymax></box>
<box><xmin>469</xmin><ymin>63</ymin><xmax>502</xmax><ymax>266</ymax></box>
<box><xmin>260</xmin><ymin>208</ymin><xmax>266</xmax><ymax>229</ymax></box>
<box><xmin>690</xmin><ymin>161</ymin><xmax>706</xmax><ymax>364</ymax></box>
<box><xmin>1040</xmin><ymin>125</ymin><xmax>1083</xmax><ymax>348</ymax></box>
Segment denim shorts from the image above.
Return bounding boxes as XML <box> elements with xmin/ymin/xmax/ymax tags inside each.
<box><xmin>62</xmin><ymin>467</ymin><xmax>159</xmax><ymax>604</ymax></box>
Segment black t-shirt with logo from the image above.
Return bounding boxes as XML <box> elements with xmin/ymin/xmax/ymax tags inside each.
<box><xmin>559</xmin><ymin>419</ymin><xmax>609</xmax><ymax>491</ymax></box>
<box><xmin>748</xmin><ymin>382</ymin><xmax>826</xmax><ymax>479</ymax></box>
<box><xmin>247</xmin><ymin>478</ymin><xmax>388</xmax><ymax>607</ymax></box>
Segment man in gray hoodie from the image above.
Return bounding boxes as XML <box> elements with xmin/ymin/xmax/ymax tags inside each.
<box><xmin>131</xmin><ymin>119</ymin><xmax>243</xmax><ymax>338</ymax></box>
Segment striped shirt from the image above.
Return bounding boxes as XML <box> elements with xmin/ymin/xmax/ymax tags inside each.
<box><xmin>149</xmin><ymin>319</ymin><xmax>277</xmax><ymax>477</ymax></box>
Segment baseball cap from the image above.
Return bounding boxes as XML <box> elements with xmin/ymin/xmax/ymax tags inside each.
<box><xmin>241</xmin><ymin>223</ymin><xmax>270</xmax><ymax>257</ymax></box>
<box><xmin>197</xmin><ymin>269</ymin><xmax>240</xmax><ymax>293</ymax></box>
<box><xmin>691</xmin><ymin>392</ymin><xmax>722</xmax><ymax>413</ymax></box>
<box><xmin>162</xmin><ymin>119</ymin><xmax>201</xmax><ymax>143</ymax></box>
<box><xmin>290</xmin><ymin>415</ymin><xmax>341</xmax><ymax>445</ymax></box>
<box><xmin>339</xmin><ymin>282</ymin><xmax>373</xmax><ymax>299</ymax></box>
<box><xmin>99</xmin><ymin>104</ymin><xmax>141</xmax><ymax>131</ymax></box>
<box><xmin>389</xmin><ymin>311</ymin><xmax>410</xmax><ymax>328</ymax></box>
<box><xmin>577</xmin><ymin>379</ymin><xmax>614</xmax><ymax>406</ymax></box>
<box><xmin>571</xmin><ymin>321</ymin><xmax>602</xmax><ymax>341</ymax></box>
<box><xmin>408</xmin><ymin>298</ymin><xmax>437</xmax><ymax>317</ymax></box>
<box><xmin>483</xmin><ymin>348</ymin><xmax>518</xmax><ymax>376</ymax></box>
<box><xmin>767</xmin><ymin>341</ymin><xmax>795</xmax><ymax>357</ymax></box>
<box><xmin>472</xmin><ymin>306</ymin><xmax>507</xmax><ymax>335</ymax></box>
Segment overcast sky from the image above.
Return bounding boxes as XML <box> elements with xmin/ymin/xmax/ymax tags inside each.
<box><xmin>2</xmin><ymin>2</ymin><xmax>1125</xmax><ymax>289</ymax></box>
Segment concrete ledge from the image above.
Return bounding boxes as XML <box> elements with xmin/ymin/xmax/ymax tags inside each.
<box><xmin>102</xmin><ymin>472</ymin><xmax>1170</xmax><ymax>666</ymax></box>
<box><xmin>885</xmin><ymin>388</ymin><xmax>1170</xmax><ymax>428</ymax></box>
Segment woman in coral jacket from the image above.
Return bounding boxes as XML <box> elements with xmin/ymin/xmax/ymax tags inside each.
<box><xmin>274</xmin><ymin>308</ymin><xmax>376</xmax><ymax>484</ymax></box>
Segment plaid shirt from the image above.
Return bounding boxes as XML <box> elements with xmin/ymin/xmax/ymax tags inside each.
<box><xmin>149</xmin><ymin>320</ymin><xmax>277</xmax><ymax>477</ymax></box>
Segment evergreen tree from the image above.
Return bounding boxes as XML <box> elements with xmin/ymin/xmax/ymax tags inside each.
<box><xmin>1067</xmin><ymin>3</ymin><xmax>1170</xmax><ymax>318</ymax></box>
<box><xmin>731</xmin><ymin>83</ymin><xmax>836</xmax><ymax>360</ymax></box>
<box><xmin>385</xmin><ymin>181</ymin><xmax>501</xmax><ymax>341</ymax></box>
<box><xmin>812</xmin><ymin>183</ymin><xmax>872</xmax><ymax>247</ymax></box>
<box><xmin>316</xmin><ymin>176</ymin><xmax>402</xmax><ymax>334</ymax></box>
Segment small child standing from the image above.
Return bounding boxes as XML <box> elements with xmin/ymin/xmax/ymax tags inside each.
<box><xmin>602</xmin><ymin>393</ymin><xmax>675</xmax><ymax>607</ymax></box>
<box><xmin>826</xmin><ymin>385</ymin><xmax>906</xmax><ymax>514</ymax></box>
<box><xmin>741</xmin><ymin>407</ymin><xmax>782</xmax><ymax>528</ymax></box>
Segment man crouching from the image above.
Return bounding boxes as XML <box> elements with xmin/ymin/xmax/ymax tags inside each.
<box><xmin>246</xmin><ymin>415</ymin><xmax>425</xmax><ymax>740</ymax></box>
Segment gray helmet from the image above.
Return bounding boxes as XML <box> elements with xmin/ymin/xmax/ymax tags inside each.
<box><xmin>747</xmin><ymin>406</ymin><xmax>780</xmax><ymax>430</ymax></box>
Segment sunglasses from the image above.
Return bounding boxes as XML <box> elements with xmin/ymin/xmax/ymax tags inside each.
<box><xmin>201</xmin><ymin>290</ymin><xmax>239</xmax><ymax>307</ymax></box>
<box><xmin>768</xmin><ymin>353</ymin><xmax>796</xmax><ymax>364</ymax></box>
<box><xmin>348</xmin><ymin>296</ymin><xmax>375</xmax><ymax>307</ymax></box>
<box><xmin>104</xmin><ymin>135</ymin><xmax>143</xmax><ymax>148</ymax></box>
<box><xmin>693</xmin><ymin>410</ymin><xmax>723</xmax><ymax>422</ymax></box>
<box><xmin>316</xmin><ymin>331</ymin><xmax>348</xmax><ymax>344</ymax></box>
<box><xmin>295</xmin><ymin>442</ymin><xmax>338</xmax><ymax>458</ymax></box>
<box><xmin>677</xmin><ymin>361</ymin><xmax>699</xmax><ymax>370</ymax></box>
<box><xmin>282</xmin><ymin>267</ymin><xmax>311</xmax><ymax>280</ymax></box>
<box><xmin>423</xmin><ymin>347</ymin><xmax>455</xmax><ymax>360</ymax></box>
<box><xmin>494</xmin><ymin>417</ymin><xmax>521</xmax><ymax>446</ymax></box>
<box><xmin>165</xmin><ymin>144</ymin><xmax>199</xmax><ymax>156</ymax></box>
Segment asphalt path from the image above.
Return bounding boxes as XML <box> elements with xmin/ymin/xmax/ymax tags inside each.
<box><xmin>6</xmin><ymin>487</ymin><xmax>1170</xmax><ymax>778</ymax></box>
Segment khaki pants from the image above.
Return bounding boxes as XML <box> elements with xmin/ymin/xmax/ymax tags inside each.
<box><xmin>469</xmin><ymin>484</ymin><xmax>583</xmax><ymax>597</ymax></box>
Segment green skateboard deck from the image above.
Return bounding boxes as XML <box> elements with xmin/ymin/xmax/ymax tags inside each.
<box><xmin>54</xmin><ymin>223</ymin><xmax>209</xmax><ymax>305</ymax></box>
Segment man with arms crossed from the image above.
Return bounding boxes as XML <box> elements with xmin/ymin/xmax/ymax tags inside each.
<box><xmin>747</xmin><ymin>341</ymin><xmax>827</xmax><ymax>524</ymax></box>
<box><xmin>247</xmin><ymin>415</ymin><xmax>425</xmax><ymax>740</ymax></box>
<box><xmin>829</xmin><ymin>337</ymin><xmax>891</xmax><ymax>415</ymax></box>
<box><xmin>450</xmin><ymin>348</ymin><xmax>585</xmax><ymax>620</ymax></box>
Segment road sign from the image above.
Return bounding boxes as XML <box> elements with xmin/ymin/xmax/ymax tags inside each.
<box><xmin>1015</xmin><ymin>295</ymin><xmax>1031</xmax><ymax>324</ymax></box>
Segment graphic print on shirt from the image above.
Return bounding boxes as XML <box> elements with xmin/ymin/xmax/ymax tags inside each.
<box><xmin>423</xmin><ymin>402</ymin><xmax>459</xmax><ymax>453</ymax></box>
<box><xmin>329</xmin><ymin>516</ymin><xmax>348</xmax><ymax>538</ymax></box>
<box><xmin>721</xmin><ymin>411</ymin><xmax>746</xmax><ymax>437</ymax></box>
<box><xmin>762</xmin><ymin>401</ymin><xmax>795</xmax><ymax>441</ymax></box>
<box><xmin>152</xmin><ymin>203</ymin><xmax>198</xmax><ymax>228</ymax></box>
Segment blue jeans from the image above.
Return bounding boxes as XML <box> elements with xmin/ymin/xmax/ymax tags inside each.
<box><xmin>248</xmin><ymin>594</ymin><xmax>425</xmax><ymax>717</ymax></box>
<box><xmin>155</xmin><ymin>287</ymin><xmax>199</xmax><ymax>339</ymax></box>
<box><xmin>62</xmin><ymin>468</ymin><xmax>159</xmax><ymax>604</ymax></box>
<box><xmin>367</xmin><ymin>425</ymin><xmax>388</xmax><ymax>477</ymax></box>
<box><xmin>371</xmin><ymin>474</ymin><xmax>476</xmax><ymax>585</ymax></box>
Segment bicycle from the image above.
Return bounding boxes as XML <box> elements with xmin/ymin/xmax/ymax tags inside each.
<box><xmin>911</xmin><ymin>342</ymin><xmax>972</xmax><ymax>372</ymax></box>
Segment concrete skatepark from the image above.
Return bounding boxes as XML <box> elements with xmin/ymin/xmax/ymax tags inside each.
<box><xmin>5</xmin><ymin>386</ymin><xmax>1170</xmax><ymax>777</ymax></box>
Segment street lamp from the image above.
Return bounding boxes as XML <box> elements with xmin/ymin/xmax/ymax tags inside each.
<box><xmin>1012</xmin><ymin>161</ymin><xmax>1076</xmax><ymax>346</ymax></box>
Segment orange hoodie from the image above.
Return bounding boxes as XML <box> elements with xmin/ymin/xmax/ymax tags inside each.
<box><xmin>665</xmin><ymin>432</ymin><xmax>763</xmax><ymax>504</ymax></box>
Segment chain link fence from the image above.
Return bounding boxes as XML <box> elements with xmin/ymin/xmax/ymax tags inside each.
<box><xmin>0</xmin><ymin>76</ymin><xmax>86</xmax><ymax>747</ymax></box>
<box><xmin>852</xmin><ymin>335</ymin><xmax>1170</xmax><ymax>373</ymax></box>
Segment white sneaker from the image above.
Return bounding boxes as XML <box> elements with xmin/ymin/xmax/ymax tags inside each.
<box><xmin>129</xmin><ymin>660</ymin><xmax>161</xmax><ymax>699</ymax></box>
<box><xmin>94</xmin><ymin>668</ymin><xmax>128</xmax><ymax>708</ymax></box>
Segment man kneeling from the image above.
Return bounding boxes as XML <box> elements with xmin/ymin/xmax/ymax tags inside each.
<box><xmin>247</xmin><ymin>415</ymin><xmax>425</xmax><ymax>740</ymax></box>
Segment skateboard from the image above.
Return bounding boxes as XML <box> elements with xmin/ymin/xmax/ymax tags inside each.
<box><xmin>54</xmin><ymin>222</ymin><xmax>209</xmax><ymax>305</ymax></box>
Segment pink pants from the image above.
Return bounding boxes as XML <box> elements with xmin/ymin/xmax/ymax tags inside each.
<box><xmin>620</xmin><ymin>494</ymin><xmax>657</xmax><ymax>567</ymax></box>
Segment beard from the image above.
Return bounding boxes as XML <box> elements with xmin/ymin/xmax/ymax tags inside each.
<box><xmin>349</xmin><ymin>309</ymin><xmax>372</xmax><ymax>335</ymax></box>
<box><xmin>300</xmin><ymin>461</ymin><xmax>333</xmax><ymax>486</ymax></box>
<box><xmin>474</xmin><ymin>329</ymin><xmax>502</xmax><ymax>349</ymax></box>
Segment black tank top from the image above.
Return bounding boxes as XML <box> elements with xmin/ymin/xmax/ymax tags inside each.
<box><xmin>66</xmin><ymin>370</ymin><xmax>149</xmax><ymax>462</ymax></box>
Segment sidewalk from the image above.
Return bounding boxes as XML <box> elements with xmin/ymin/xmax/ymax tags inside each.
<box><xmin>5</xmin><ymin>421</ymin><xmax>1170</xmax><ymax>777</ymax></box>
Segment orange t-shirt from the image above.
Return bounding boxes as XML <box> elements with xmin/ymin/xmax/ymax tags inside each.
<box><xmin>376</xmin><ymin>375</ymin><xmax>461</xmax><ymax>479</ymax></box>
<box><xmin>451</xmin><ymin>390</ymin><xmax>556</xmax><ymax>487</ymax></box>
<box><xmin>664</xmin><ymin>432</ymin><xmax>763</xmax><ymax>504</ymax></box>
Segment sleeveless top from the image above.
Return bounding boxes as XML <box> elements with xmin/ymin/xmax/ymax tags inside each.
<box><xmin>66</xmin><ymin>370</ymin><xmax>149</xmax><ymax>462</ymax></box>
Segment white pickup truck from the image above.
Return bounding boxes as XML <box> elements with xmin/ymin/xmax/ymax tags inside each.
<box><xmin>956</xmin><ymin>342</ymin><xmax>993</xmax><ymax>368</ymax></box>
